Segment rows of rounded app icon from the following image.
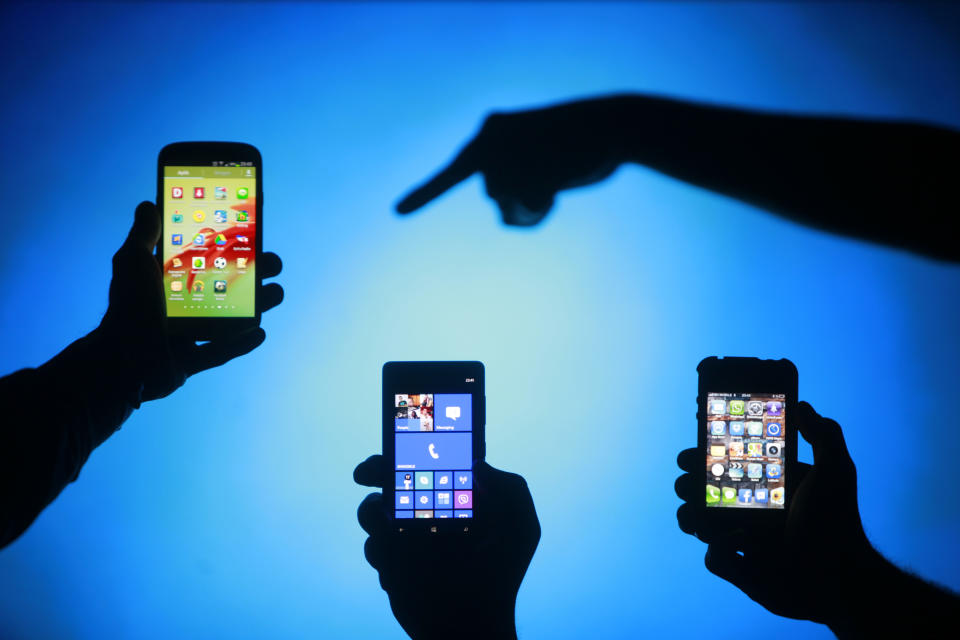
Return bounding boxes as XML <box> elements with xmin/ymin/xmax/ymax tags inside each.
<box><xmin>395</xmin><ymin>470</ymin><xmax>472</xmax><ymax>491</ymax></box>
<box><xmin>171</xmin><ymin>186</ymin><xmax>249</xmax><ymax>200</ymax></box>
<box><xmin>169</xmin><ymin>279</ymin><xmax>228</xmax><ymax>295</ymax></box>
<box><xmin>709</xmin><ymin>461</ymin><xmax>782</xmax><ymax>480</ymax></box>
<box><xmin>395</xmin><ymin>510</ymin><xmax>473</xmax><ymax>519</ymax></box>
<box><xmin>707</xmin><ymin>398</ymin><xmax>783</xmax><ymax>418</ymax></box>
<box><xmin>706</xmin><ymin>484</ymin><xmax>784</xmax><ymax>506</ymax></box>
<box><xmin>710</xmin><ymin>420</ymin><xmax>783</xmax><ymax>438</ymax></box>
<box><xmin>395</xmin><ymin>490</ymin><xmax>473</xmax><ymax>510</ymax></box>
<box><xmin>170</xmin><ymin>256</ymin><xmax>249</xmax><ymax>272</ymax></box>
<box><xmin>170</xmin><ymin>209</ymin><xmax>249</xmax><ymax>225</ymax></box>
<box><xmin>710</xmin><ymin>441</ymin><xmax>782</xmax><ymax>458</ymax></box>
<box><xmin>171</xmin><ymin>231</ymin><xmax>233</xmax><ymax>247</ymax></box>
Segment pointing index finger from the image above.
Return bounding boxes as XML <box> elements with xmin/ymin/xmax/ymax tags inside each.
<box><xmin>395</xmin><ymin>138</ymin><xmax>481</xmax><ymax>214</ymax></box>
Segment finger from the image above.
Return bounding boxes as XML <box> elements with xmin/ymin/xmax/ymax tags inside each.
<box><xmin>354</xmin><ymin>454</ymin><xmax>389</xmax><ymax>488</ymax></box>
<box><xmin>704</xmin><ymin>544</ymin><xmax>760</xmax><ymax>595</ymax></box>
<box><xmin>676</xmin><ymin>503</ymin><xmax>698</xmax><ymax>535</ymax></box>
<box><xmin>184</xmin><ymin>328</ymin><xmax>266</xmax><ymax>375</ymax></box>
<box><xmin>258</xmin><ymin>283</ymin><xmax>284</xmax><ymax>313</ymax></box>
<box><xmin>677</xmin><ymin>448</ymin><xmax>699</xmax><ymax>472</ymax></box>
<box><xmin>124</xmin><ymin>201</ymin><xmax>160</xmax><ymax>253</ymax></box>
<box><xmin>357</xmin><ymin>492</ymin><xmax>388</xmax><ymax>537</ymax></box>
<box><xmin>674</xmin><ymin>473</ymin><xmax>697</xmax><ymax>501</ymax></box>
<box><xmin>395</xmin><ymin>139</ymin><xmax>481</xmax><ymax>214</ymax></box>
<box><xmin>363</xmin><ymin>536</ymin><xmax>387</xmax><ymax>573</ymax></box>
<box><xmin>259</xmin><ymin>252</ymin><xmax>282</xmax><ymax>279</ymax></box>
<box><xmin>476</xmin><ymin>462</ymin><xmax>540</xmax><ymax>541</ymax></box>
<box><xmin>797</xmin><ymin>401</ymin><xmax>853</xmax><ymax>468</ymax></box>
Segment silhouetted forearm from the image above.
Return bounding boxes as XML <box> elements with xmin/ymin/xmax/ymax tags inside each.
<box><xmin>0</xmin><ymin>329</ymin><xmax>142</xmax><ymax>548</ymax></box>
<box><xmin>606</xmin><ymin>95</ymin><xmax>960</xmax><ymax>261</ymax></box>
<box><xmin>825</xmin><ymin>546</ymin><xmax>960</xmax><ymax>638</ymax></box>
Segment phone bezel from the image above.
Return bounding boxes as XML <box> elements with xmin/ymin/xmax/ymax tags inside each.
<box><xmin>382</xmin><ymin>361</ymin><xmax>486</xmax><ymax>534</ymax></box>
<box><xmin>157</xmin><ymin>141</ymin><xmax>263</xmax><ymax>341</ymax></box>
<box><xmin>697</xmin><ymin>356</ymin><xmax>798</xmax><ymax>528</ymax></box>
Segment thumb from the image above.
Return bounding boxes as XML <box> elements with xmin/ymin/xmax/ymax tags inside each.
<box><xmin>124</xmin><ymin>201</ymin><xmax>161</xmax><ymax>252</ymax></box>
<box><xmin>797</xmin><ymin>401</ymin><xmax>853</xmax><ymax>469</ymax></box>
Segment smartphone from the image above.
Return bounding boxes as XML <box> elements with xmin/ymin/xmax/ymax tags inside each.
<box><xmin>383</xmin><ymin>361</ymin><xmax>485</xmax><ymax>532</ymax></box>
<box><xmin>157</xmin><ymin>142</ymin><xmax>262</xmax><ymax>340</ymax></box>
<box><xmin>697</xmin><ymin>357</ymin><xmax>797</xmax><ymax>526</ymax></box>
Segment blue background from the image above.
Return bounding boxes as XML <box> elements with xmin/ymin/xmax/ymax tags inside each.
<box><xmin>1</xmin><ymin>2</ymin><xmax>959</xmax><ymax>638</ymax></box>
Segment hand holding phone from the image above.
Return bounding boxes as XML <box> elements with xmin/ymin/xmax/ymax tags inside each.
<box><xmin>355</xmin><ymin>456</ymin><xmax>540</xmax><ymax>639</ymax></box>
<box><xmin>97</xmin><ymin>197</ymin><xmax>283</xmax><ymax>402</ymax></box>
<box><xmin>676</xmin><ymin>394</ymin><xmax>874</xmax><ymax>625</ymax></box>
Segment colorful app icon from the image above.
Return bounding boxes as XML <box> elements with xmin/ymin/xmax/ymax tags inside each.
<box><xmin>237</xmin><ymin>187</ymin><xmax>249</xmax><ymax>199</ymax></box>
<box><xmin>395</xmin><ymin>491</ymin><xmax>413</xmax><ymax>509</ymax></box>
<box><xmin>766</xmin><ymin>422</ymin><xmax>782</xmax><ymax>437</ymax></box>
<box><xmin>754</xmin><ymin>488</ymin><xmax>769</xmax><ymax>503</ymax></box>
<box><xmin>172</xmin><ymin>212</ymin><xmax>183</xmax><ymax>223</ymax></box>
<box><xmin>708</xmin><ymin>399</ymin><xmax>725</xmax><ymax>415</ymax></box>
<box><xmin>415</xmin><ymin>471</ymin><xmax>434</xmax><ymax>490</ymax></box>
<box><xmin>213</xmin><ymin>256</ymin><xmax>227</xmax><ymax>269</ymax></box>
<box><xmin>747</xmin><ymin>463</ymin><xmax>763</xmax><ymax>479</ymax></box>
<box><xmin>214</xmin><ymin>233</ymin><xmax>227</xmax><ymax>245</ymax></box>
<box><xmin>770</xmin><ymin>487</ymin><xmax>785</xmax><ymax>505</ymax></box>
<box><xmin>728</xmin><ymin>462</ymin><xmax>744</xmax><ymax>480</ymax></box>
<box><xmin>193</xmin><ymin>187</ymin><xmax>205</xmax><ymax>199</ymax></box>
<box><xmin>192</xmin><ymin>280</ymin><xmax>204</xmax><ymax>293</ymax></box>
<box><xmin>737</xmin><ymin>488</ymin><xmax>753</xmax><ymax>504</ymax></box>
<box><xmin>170</xmin><ymin>280</ymin><xmax>183</xmax><ymax>292</ymax></box>
<box><xmin>214</xmin><ymin>280</ymin><xmax>227</xmax><ymax>293</ymax></box>
<box><xmin>728</xmin><ymin>441</ymin><xmax>744</xmax><ymax>457</ymax></box>
<box><xmin>171</xmin><ymin>234</ymin><xmax>183</xmax><ymax>245</ymax></box>
<box><xmin>236</xmin><ymin>257</ymin><xmax>248</xmax><ymax>269</ymax></box>
<box><xmin>396</xmin><ymin>472</ymin><xmax>413</xmax><ymax>491</ymax></box>
<box><xmin>711</xmin><ymin>463</ymin><xmax>724</xmax><ymax>477</ymax></box>
<box><xmin>728</xmin><ymin>421</ymin><xmax>744</xmax><ymax>436</ymax></box>
<box><xmin>171</xmin><ymin>257</ymin><xmax>183</xmax><ymax>268</ymax></box>
<box><xmin>765</xmin><ymin>442</ymin><xmax>782</xmax><ymax>457</ymax></box>
<box><xmin>746</xmin><ymin>400</ymin><xmax>763</xmax><ymax>416</ymax></box>
<box><xmin>172</xmin><ymin>186</ymin><xmax>184</xmax><ymax>199</ymax></box>
<box><xmin>236</xmin><ymin>235</ymin><xmax>249</xmax><ymax>243</ymax></box>
<box><xmin>415</xmin><ymin>491</ymin><xmax>434</xmax><ymax>509</ymax></box>
<box><xmin>746</xmin><ymin>442</ymin><xmax>764</xmax><ymax>457</ymax></box>
<box><xmin>746</xmin><ymin>421</ymin><xmax>764</xmax><ymax>436</ymax></box>
<box><xmin>710</xmin><ymin>444</ymin><xmax>726</xmax><ymax>458</ymax></box>
<box><xmin>193</xmin><ymin>233</ymin><xmax>205</xmax><ymax>246</ymax></box>
<box><xmin>214</xmin><ymin>209</ymin><xmax>228</xmax><ymax>223</ymax></box>
<box><xmin>435</xmin><ymin>510</ymin><xmax>453</xmax><ymax>519</ymax></box>
<box><xmin>721</xmin><ymin>486</ymin><xmax>737</xmax><ymax>504</ymax></box>
<box><xmin>215</xmin><ymin>186</ymin><xmax>227</xmax><ymax>200</ymax></box>
<box><xmin>455</xmin><ymin>472</ymin><xmax>473</xmax><ymax>489</ymax></box>
<box><xmin>395</xmin><ymin>510</ymin><xmax>413</xmax><ymax>519</ymax></box>
<box><xmin>193</xmin><ymin>209</ymin><xmax>205</xmax><ymax>222</ymax></box>
<box><xmin>766</xmin><ymin>463</ymin><xmax>782</xmax><ymax>479</ymax></box>
<box><xmin>435</xmin><ymin>472</ymin><xmax>452</xmax><ymax>489</ymax></box>
<box><xmin>765</xmin><ymin>401</ymin><xmax>783</xmax><ymax>416</ymax></box>
<box><xmin>414</xmin><ymin>510</ymin><xmax>433</xmax><ymax>519</ymax></box>
<box><xmin>192</xmin><ymin>257</ymin><xmax>205</xmax><ymax>270</ymax></box>
<box><xmin>236</xmin><ymin>210</ymin><xmax>249</xmax><ymax>222</ymax></box>
<box><xmin>706</xmin><ymin>485</ymin><xmax>721</xmax><ymax>505</ymax></box>
<box><xmin>454</xmin><ymin>510</ymin><xmax>472</xmax><ymax>519</ymax></box>
<box><xmin>454</xmin><ymin>491</ymin><xmax>473</xmax><ymax>509</ymax></box>
<box><xmin>435</xmin><ymin>491</ymin><xmax>452</xmax><ymax>506</ymax></box>
<box><xmin>710</xmin><ymin>421</ymin><xmax>726</xmax><ymax>436</ymax></box>
<box><xmin>728</xmin><ymin>400</ymin><xmax>745</xmax><ymax>415</ymax></box>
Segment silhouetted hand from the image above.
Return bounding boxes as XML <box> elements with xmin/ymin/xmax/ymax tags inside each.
<box><xmin>97</xmin><ymin>201</ymin><xmax>283</xmax><ymax>402</ymax></box>
<box><xmin>675</xmin><ymin>402</ymin><xmax>873</xmax><ymax>626</ymax></box>
<box><xmin>355</xmin><ymin>455</ymin><xmax>540</xmax><ymax>639</ymax></box>
<box><xmin>396</xmin><ymin>98</ymin><xmax>629</xmax><ymax>226</ymax></box>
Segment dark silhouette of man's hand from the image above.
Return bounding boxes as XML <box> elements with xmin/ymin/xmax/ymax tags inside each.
<box><xmin>675</xmin><ymin>402</ymin><xmax>873</xmax><ymax>626</ymax></box>
<box><xmin>396</xmin><ymin>99</ymin><xmax>628</xmax><ymax>226</ymax></box>
<box><xmin>355</xmin><ymin>455</ymin><xmax>540</xmax><ymax>639</ymax></box>
<box><xmin>98</xmin><ymin>201</ymin><xmax>284</xmax><ymax>402</ymax></box>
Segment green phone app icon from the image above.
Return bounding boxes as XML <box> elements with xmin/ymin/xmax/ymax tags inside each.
<box><xmin>721</xmin><ymin>486</ymin><xmax>737</xmax><ymax>504</ymax></box>
<box><xmin>237</xmin><ymin>187</ymin><xmax>249</xmax><ymax>199</ymax></box>
<box><xmin>706</xmin><ymin>484</ymin><xmax>721</xmax><ymax>505</ymax></box>
<box><xmin>729</xmin><ymin>400</ymin><xmax>745</xmax><ymax>415</ymax></box>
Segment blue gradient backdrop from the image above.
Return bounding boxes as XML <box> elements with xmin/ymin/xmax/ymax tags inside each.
<box><xmin>1</xmin><ymin>2</ymin><xmax>959</xmax><ymax>638</ymax></box>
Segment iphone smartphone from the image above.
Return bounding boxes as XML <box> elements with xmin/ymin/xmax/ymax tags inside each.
<box><xmin>698</xmin><ymin>357</ymin><xmax>798</xmax><ymax>528</ymax></box>
<box><xmin>383</xmin><ymin>361</ymin><xmax>485</xmax><ymax>533</ymax></box>
<box><xmin>157</xmin><ymin>142</ymin><xmax>262</xmax><ymax>340</ymax></box>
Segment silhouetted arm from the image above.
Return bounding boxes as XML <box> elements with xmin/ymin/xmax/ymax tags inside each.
<box><xmin>675</xmin><ymin>402</ymin><xmax>960</xmax><ymax>637</ymax></box>
<box><xmin>397</xmin><ymin>94</ymin><xmax>960</xmax><ymax>262</ymax></box>
<box><xmin>0</xmin><ymin>202</ymin><xmax>284</xmax><ymax>550</ymax></box>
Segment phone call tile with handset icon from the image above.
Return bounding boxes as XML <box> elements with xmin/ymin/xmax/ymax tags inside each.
<box><xmin>395</xmin><ymin>432</ymin><xmax>471</xmax><ymax>470</ymax></box>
